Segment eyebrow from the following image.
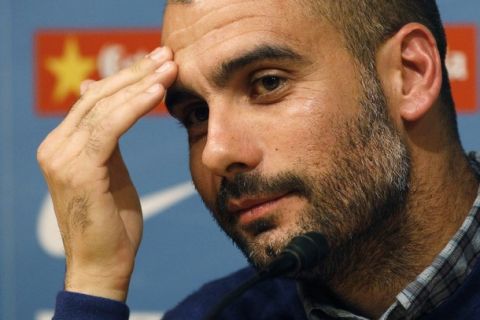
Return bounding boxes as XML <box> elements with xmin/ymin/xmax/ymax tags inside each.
<box><xmin>165</xmin><ymin>44</ymin><xmax>304</xmax><ymax>114</ymax></box>
<box><xmin>213</xmin><ymin>44</ymin><xmax>303</xmax><ymax>87</ymax></box>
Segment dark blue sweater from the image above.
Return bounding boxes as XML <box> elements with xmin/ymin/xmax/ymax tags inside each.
<box><xmin>163</xmin><ymin>267</ymin><xmax>307</xmax><ymax>320</ymax></box>
<box><xmin>55</xmin><ymin>256</ymin><xmax>480</xmax><ymax>319</ymax></box>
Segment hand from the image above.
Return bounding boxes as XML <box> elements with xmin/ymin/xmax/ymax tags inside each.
<box><xmin>37</xmin><ymin>47</ymin><xmax>178</xmax><ymax>302</ymax></box>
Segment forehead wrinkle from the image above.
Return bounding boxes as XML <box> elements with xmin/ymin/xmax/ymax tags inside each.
<box><xmin>163</xmin><ymin>1</ymin><xmax>274</xmax><ymax>52</ymax></box>
<box><xmin>165</xmin><ymin>14</ymin><xmax>259</xmax><ymax>52</ymax></box>
<box><xmin>190</xmin><ymin>15</ymin><xmax>300</xmax><ymax>56</ymax></box>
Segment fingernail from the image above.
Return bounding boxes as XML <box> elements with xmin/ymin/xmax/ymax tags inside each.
<box><xmin>155</xmin><ymin>62</ymin><xmax>172</xmax><ymax>73</ymax></box>
<box><xmin>149</xmin><ymin>47</ymin><xmax>167</xmax><ymax>62</ymax></box>
<box><xmin>146</xmin><ymin>83</ymin><xmax>161</xmax><ymax>93</ymax></box>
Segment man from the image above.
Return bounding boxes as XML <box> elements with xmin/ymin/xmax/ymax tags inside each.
<box><xmin>38</xmin><ymin>0</ymin><xmax>480</xmax><ymax>319</ymax></box>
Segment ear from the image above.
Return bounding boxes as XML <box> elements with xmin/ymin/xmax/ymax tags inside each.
<box><xmin>377</xmin><ymin>23</ymin><xmax>443</xmax><ymax>122</ymax></box>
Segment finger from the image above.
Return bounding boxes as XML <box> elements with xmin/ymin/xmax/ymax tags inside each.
<box><xmin>59</xmin><ymin>46</ymin><xmax>174</xmax><ymax>134</ymax></box>
<box><xmin>83</xmin><ymin>62</ymin><xmax>177</xmax><ymax>164</ymax></box>
<box><xmin>37</xmin><ymin>80</ymin><xmax>93</xmax><ymax>169</ymax></box>
<box><xmin>77</xmin><ymin>63</ymin><xmax>174</xmax><ymax>132</ymax></box>
<box><xmin>80</xmin><ymin>80</ymin><xmax>96</xmax><ymax>95</ymax></box>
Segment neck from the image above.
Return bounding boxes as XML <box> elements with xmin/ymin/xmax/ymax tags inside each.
<box><xmin>306</xmin><ymin>148</ymin><xmax>479</xmax><ymax>318</ymax></box>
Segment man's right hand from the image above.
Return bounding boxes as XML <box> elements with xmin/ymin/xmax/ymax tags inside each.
<box><xmin>37</xmin><ymin>47</ymin><xmax>178</xmax><ymax>302</ymax></box>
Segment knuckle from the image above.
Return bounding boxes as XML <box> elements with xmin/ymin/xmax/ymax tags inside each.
<box><xmin>50</xmin><ymin>160</ymin><xmax>85</xmax><ymax>189</ymax></box>
<box><xmin>124</xmin><ymin>84</ymin><xmax>135</xmax><ymax>96</ymax></box>
<box><xmin>86</xmin><ymin>140</ymin><xmax>101</xmax><ymax>155</ymax></box>
<box><xmin>86</xmin><ymin>135</ymin><xmax>102</xmax><ymax>155</ymax></box>
<box><xmin>71</xmin><ymin>82</ymin><xmax>104</xmax><ymax>112</ymax></box>
<box><xmin>86</xmin><ymin>80</ymin><xmax>101</xmax><ymax>94</ymax></box>
<box><xmin>120</xmin><ymin>86</ymin><xmax>135</xmax><ymax>101</ymax></box>
<box><xmin>130</xmin><ymin>60</ymin><xmax>145</xmax><ymax>75</ymax></box>
<box><xmin>36</xmin><ymin>144</ymin><xmax>49</xmax><ymax>166</ymax></box>
<box><xmin>39</xmin><ymin>149</ymin><xmax>77</xmax><ymax>182</ymax></box>
<box><xmin>77</xmin><ymin>117</ymin><xmax>93</xmax><ymax>131</ymax></box>
<box><xmin>80</xmin><ymin>79</ymin><xmax>95</xmax><ymax>94</ymax></box>
<box><xmin>37</xmin><ymin>135</ymin><xmax>56</xmax><ymax>166</ymax></box>
<box><xmin>66</xmin><ymin>170</ymin><xmax>86</xmax><ymax>190</ymax></box>
<box><xmin>46</xmin><ymin>156</ymin><xmax>67</xmax><ymax>176</ymax></box>
<box><xmin>95</xmin><ymin>97</ymin><xmax>109</xmax><ymax>110</ymax></box>
<box><xmin>77</xmin><ymin>103</ymin><xmax>103</xmax><ymax>131</ymax></box>
<box><xmin>83</xmin><ymin>81</ymin><xmax>104</xmax><ymax>99</ymax></box>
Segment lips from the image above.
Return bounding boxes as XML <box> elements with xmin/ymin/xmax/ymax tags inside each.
<box><xmin>227</xmin><ymin>193</ymin><xmax>290</xmax><ymax>226</ymax></box>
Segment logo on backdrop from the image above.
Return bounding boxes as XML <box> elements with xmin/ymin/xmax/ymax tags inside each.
<box><xmin>34</xmin><ymin>26</ymin><xmax>478</xmax><ymax>116</ymax></box>
<box><xmin>34</xmin><ymin>29</ymin><xmax>167</xmax><ymax>116</ymax></box>
<box><xmin>37</xmin><ymin>182</ymin><xmax>196</xmax><ymax>257</ymax></box>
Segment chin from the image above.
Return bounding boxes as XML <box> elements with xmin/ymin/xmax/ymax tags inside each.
<box><xmin>239</xmin><ymin>222</ymin><xmax>304</xmax><ymax>270</ymax></box>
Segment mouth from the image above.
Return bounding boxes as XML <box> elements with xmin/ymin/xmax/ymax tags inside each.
<box><xmin>228</xmin><ymin>192</ymin><xmax>291</xmax><ymax>227</ymax></box>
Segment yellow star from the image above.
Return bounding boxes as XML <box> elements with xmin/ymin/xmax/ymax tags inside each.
<box><xmin>46</xmin><ymin>37</ymin><xmax>96</xmax><ymax>102</ymax></box>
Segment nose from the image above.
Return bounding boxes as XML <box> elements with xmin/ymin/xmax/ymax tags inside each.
<box><xmin>201</xmin><ymin>105</ymin><xmax>262</xmax><ymax>180</ymax></box>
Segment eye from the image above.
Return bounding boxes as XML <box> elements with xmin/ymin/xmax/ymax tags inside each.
<box><xmin>184</xmin><ymin>103</ymin><xmax>209</xmax><ymax>127</ymax></box>
<box><xmin>251</xmin><ymin>75</ymin><xmax>287</xmax><ymax>98</ymax></box>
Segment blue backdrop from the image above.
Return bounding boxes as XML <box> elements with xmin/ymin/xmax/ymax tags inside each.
<box><xmin>0</xmin><ymin>1</ymin><xmax>478</xmax><ymax>319</ymax></box>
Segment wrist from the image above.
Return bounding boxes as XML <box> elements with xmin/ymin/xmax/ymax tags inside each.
<box><xmin>65</xmin><ymin>270</ymin><xmax>131</xmax><ymax>302</ymax></box>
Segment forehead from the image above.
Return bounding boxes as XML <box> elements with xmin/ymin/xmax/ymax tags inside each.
<box><xmin>163</xmin><ymin>1</ymin><xmax>309</xmax><ymax>48</ymax></box>
<box><xmin>161</xmin><ymin>0</ymin><xmax>331</xmax><ymax>68</ymax></box>
<box><xmin>160</xmin><ymin>0</ymin><xmax>353</xmax><ymax>112</ymax></box>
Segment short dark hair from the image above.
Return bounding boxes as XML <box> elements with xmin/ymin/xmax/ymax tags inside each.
<box><xmin>304</xmin><ymin>0</ymin><xmax>458</xmax><ymax>140</ymax></box>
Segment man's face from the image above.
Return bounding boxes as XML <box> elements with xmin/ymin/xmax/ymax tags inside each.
<box><xmin>163</xmin><ymin>0</ymin><xmax>409</xmax><ymax>274</ymax></box>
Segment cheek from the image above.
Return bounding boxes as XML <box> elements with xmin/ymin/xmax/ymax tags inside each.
<box><xmin>264</xmin><ymin>92</ymin><xmax>354</xmax><ymax>170</ymax></box>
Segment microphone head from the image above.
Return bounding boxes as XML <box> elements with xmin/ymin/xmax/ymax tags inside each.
<box><xmin>264</xmin><ymin>232</ymin><xmax>329</xmax><ymax>277</ymax></box>
<box><xmin>283</xmin><ymin>232</ymin><xmax>329</xmax><ymax>271</ymax></box>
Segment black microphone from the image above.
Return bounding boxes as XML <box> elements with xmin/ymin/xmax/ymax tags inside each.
<box><xmin>204</xmin><ymin>232</ymin><xmax>329</xmax><ymax>320</ymax></box>
<box><xmin>262</xmin><ymin>232</ymin><xmax>329</xmax><ymax>278</ymax></box>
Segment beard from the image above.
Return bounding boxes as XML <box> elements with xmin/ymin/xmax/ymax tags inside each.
<box><xmin>203</xmin><ymin>68</ymin><xmax>411</xmax><ymax>283</ymax></box>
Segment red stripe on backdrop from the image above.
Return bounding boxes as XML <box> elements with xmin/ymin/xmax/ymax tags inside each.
<box><xmin>33</xmin><ymin>26</ymin><xmax>478</xmax><ymax>116</ymax></box>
